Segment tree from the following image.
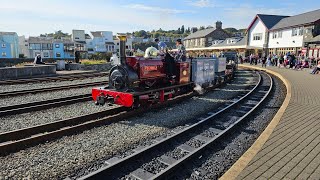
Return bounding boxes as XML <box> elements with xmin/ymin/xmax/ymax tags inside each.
<box><xmin>154</xmin><ymin>32</ymin><xmax>160</xmax><ymax>38</ymax></box>
<box><xmin>185</xmin><ymin>27</ymin><xmax>191</xmax><ymax>33</ymax></box>
<box><xmin>181</xmin><ymin>25</ymin><xmax>185</xmax><ymax>34</ymax></box>
<box><xmin>134</xmin><ymin>30</ymin><xmax>148</xmax><ymax>38</ymax></box>
<box><xmin>199</xmin><ymin>26</ymin><xmax>205</xmax><ymax>30</ymax></box>
<box><xmin>177</xmin><ymin>28</ymin><xmax>181</xmax><ymax>34</ymax></box>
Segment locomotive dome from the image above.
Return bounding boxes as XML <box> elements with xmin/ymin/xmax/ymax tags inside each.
<box><xmin>144</xmin><ymin>46</ymin><xmax>158</xmax><ymax>58</ymax></box>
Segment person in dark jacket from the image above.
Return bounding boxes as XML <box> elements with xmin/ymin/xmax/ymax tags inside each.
<box><xmin>33</xmin><ymin>54</ymin><xmax>45</xmax><ymax>64</ymax></box>
<box><xmin>75</xmin><ymin>49</ymin><xmax>80</xmax><ymax>63</ymax></box>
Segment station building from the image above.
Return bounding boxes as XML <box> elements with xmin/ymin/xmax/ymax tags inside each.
<box><xmin>268</xmin><ymin>9</ymin><xmax>320</xmax><ymax>57</ymax></box>
<box><xmin>183</xmin><ymin>9</ymin><xmax>320</xmax><ymax>59</ymax></box>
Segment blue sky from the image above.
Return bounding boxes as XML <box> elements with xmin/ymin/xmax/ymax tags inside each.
<box><xmin>1</xmin><ymin>0</ymin><xmax>319</xmax><ymax>37</ymax></box>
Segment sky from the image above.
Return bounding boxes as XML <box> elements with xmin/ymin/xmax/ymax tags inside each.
<box><xmin>1</xmin><ymin>0</ymin><xmax>319</xmax><ymax>37</ymax></box>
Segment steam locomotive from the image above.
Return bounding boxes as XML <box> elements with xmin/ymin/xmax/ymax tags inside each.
<box><xmin>92</xmin><ymin>34</ymin><xmax>233</xmax><ymax>108</ymax></box>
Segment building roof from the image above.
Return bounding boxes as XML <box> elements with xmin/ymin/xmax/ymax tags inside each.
<box><xmin>247</xmin><ymin>14</ymin><xmax>289</xmax><ymax>31</ymax></box>
<box><xmin>211</xmin><ymin>36</ymin><xmax>246</xmax><ymax>47</ymax></box>
<box><xmin>184</xmin><ymin>28</ymin><xmax>216</xmax><ymax>40</ymax></box>
<box><xmin>91</xmin><ymin>31</ymin><xmax>103</xmax><ymax>37</ymax></box>
<box><xmin>270</xmin><ymin>9</ymin><xmax>320</xmax><ymax>30</ymax></box>
<box><xmin>105</xmin><ymin>42</ymin><xmax>115</xmax><ymax>45</ymax></box>
<box><xmin>28</xmin><ymin>36</ymin><xmax>53</xmax><ymax>43</ymax></box>
<box><xmin>53</xmin><ymin>38</ymin><xmax>74</xmax><ymax>44</ymax></box>
<box><xmin>306</xmin><ymin>35</ymin><xmax>320</xmax><ymax>43</ymax></box>
<box><xmin>0</xmin><ymin>32</ymin><xmax>18</xmax><ymax>36</ymax></box>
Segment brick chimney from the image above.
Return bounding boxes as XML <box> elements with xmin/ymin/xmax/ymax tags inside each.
<box><xmin>216</xmin><ymin>21</ymin><xmax>222</xmax><ymax>29</ymax></box>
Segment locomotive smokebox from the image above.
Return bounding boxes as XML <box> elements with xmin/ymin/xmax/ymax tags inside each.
<box><xmin>117</xmin><ymin>33</ymin><xmax>127</xmax><ymax>65</ymax></box>
<box><xmin>108</xmin><ymin>34</ymin><xmax>138</xmax><ymax>90</ymax></box>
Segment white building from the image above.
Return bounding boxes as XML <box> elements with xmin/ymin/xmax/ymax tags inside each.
<box><xmin>114</xmin><ymin>37</ymin><xmax>133</xmax><ymax>53</ymax></box>
<box><xmin>268</xmin><ymin>9</ymin><xmax>320</xmax><ymax>56</ymax></box>
<box><xmin>18</xmin><ymin>36</ymin><xmax>29</xmax><ymax>58</ymax></box>
<box><xmin>90</xmin><ymin>31</ymin><xmax>114</xmax><ymax>53</ymax></box>
<box><xmin>72</xmin><ymin>30</ymin><xmax>87</xmax><ymax>53</ymax></box>
<box><xmin>246</xmin><ymin>14</ymin><xmax>288</xmax><ymax>56</ymax></box>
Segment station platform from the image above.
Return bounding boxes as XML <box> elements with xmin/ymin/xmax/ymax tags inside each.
<box><xmin>221</xmin><ymin>64</ymin><xmax>320</xmax><ymax>180</ymax></box>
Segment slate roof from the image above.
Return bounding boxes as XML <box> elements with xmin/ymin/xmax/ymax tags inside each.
<box><xmin>306</xmin><ymin>35</ymin><xmax>320</xmax><ymax>43</ymax></box>
<box><xmin>210</xmin><ymin>36</ymin><xmax>246</xmax><ymax>47</ymax></box>
<box><xmin>91</xmin><ymin>31</ymin><xmax>103</xmax><ymax>37</ymax></box>
<box><xmin>257</xmin><ymin>14</ymin><xmax>289</xmax><ymax>29</ymax></box>
<box><xmin>28</xmin><ymin>37</ymin><xmax>53</xmax><ymax>43</ymax></box>
<box><xmin>270</xmin><ymin>9</ymin><xmax>320</xmax><ymax>30</ymax></box>
<box><xmin>0</xmin><ymin>32</ymin><xmax>17</xmax><ymax>36</ymax></box>
<box><xmin>184</xmin><ymin>28</ymin><xmax>215</xmax><ymax>40</ymax></box>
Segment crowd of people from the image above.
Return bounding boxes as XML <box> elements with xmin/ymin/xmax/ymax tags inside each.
<box><xmin>238</xmin><ymin>52</ymin><xmax>320</xmax><ymax>75</ymax></box>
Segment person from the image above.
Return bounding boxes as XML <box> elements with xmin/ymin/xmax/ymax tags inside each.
<box><xmin>175</xmin><ymin>39</ymin><xmax>186</xmax><ymax>62</ymax></box>
<box><xmin>262</xmin><ymin>56</ymin><xmax>266</xmax><ymax>68</ymax></box>
<box><xmin>154</xmin><ymin>38</ymin><xmax>167</xmax><ymax>55</ymax></box>
<box><xmin>75</xmin><ymin>49</ymin><xmax>80</xmax><ymax>63</ymax></box>
<box><xmin>278</xmin><ymin>54</ymin><xmax>284</xmax><ymax>68</ymax></box>
<box><xmin>267</xmin><ymin>54</ymin><xmax>272</xmax><ymax>66</ymax></box>
<box><xmin>310</xmin><ymin>61</ymin><xmax>320</xmax><ymax>74</ymax></box>
<box><xmin>33</xmin><ymin>54</ymin><xmax>45</xmax><ymax>64</ymax></box>
<box><xmin>239</xmin><ymin>55</ymin><xmax>243</xmax><ymax>64</ymax></box>
<box><xmin>249</xmin><ymin>54</ymin><xmax>253</xmax><ymax>65</ymax></box>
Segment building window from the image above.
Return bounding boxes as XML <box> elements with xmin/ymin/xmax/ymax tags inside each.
<box><xmin>272</xmin><ymin>32</ymin><xmax>277</xmax><ymax>39</ymax></box>
<box><xmin>55</xmin><ymin>44</ymin><xmax>60</xmax><ymax>48</ymax></box>
<box><xmin>75</xmin><ymin>37</ymin><xmax>80</xmax><ymax>40</ymax></box>
<box><xmin>253</xmin><ymin>33</ymin><xmax>262</xmax><ymax>41</ymax></box>
<box><xmin>292</xmin><ymin>28</ymin><xmax>298</xmax><ymax>36</ymax></box>
<box><xmin>29</xmin><ymin>43</ymin><xmax>41</xmax><ymax>50</ymax></box>
<box><xmin>43</xmin><ymin>52</ymin><xmax>49</xmax><ymax>57</ymax></box>
<box><xmin>298</xmin><ymin>27</ymin><xmax>303</xmax><ymax>36</ymax></box>
<box><xmin>1</xmin><ymin>44</ymin><xmax>6</xmax><ymax>48</ymax></box>
<box><xmin>272</xmin><ymin>31</ymin><xmax>282</xmax><ymax>39</ymax></box>
<box><xmin>56</xmin><ymin>52</ymin><xmax>61</xmax><ymax>57</ymax></box>
<box><xmin>1</xmin><ymin>52</ymin><xmax>6</xmax><ymax>57</ymax></box>
<box><xmin>42</xmin><ymin>43</ymin><xmax>53</xmax><ymax>50</ymax></box>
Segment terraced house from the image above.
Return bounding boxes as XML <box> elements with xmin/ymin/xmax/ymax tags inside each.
<box><xmin>0</xmin><ymin>32</ymin><xmax>19</xmax><ymax>58</ymax></box>
<box><xmin>183</xmin><ymin>21</ymin><xmax>230</xmax><ymax>48</ymax></box>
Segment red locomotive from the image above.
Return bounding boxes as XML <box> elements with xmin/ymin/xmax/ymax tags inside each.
<box><xmin>92</xmin><ymin>34</ymin><xmax>192</xmax><ymax>108</ymax></box>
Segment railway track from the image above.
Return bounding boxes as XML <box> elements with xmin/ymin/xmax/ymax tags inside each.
<box><xmin>0</xmin><ymin>81</ymin><xmax>108</xmax><ymax>98</ymax></box>
<box><xmin>0</xmin><ymin>72</ymin><xmax>109</xmax><ymax>85</ymax></box>
<box><xmin>78</xmin><ymin>71</ymin><xmax>272</xmax><ymax>180</ymax></box>
<box><xmin>0</xmin><ymin>74</ymin><xmax>235</xmax><ymax>156</ymax></box>
<box><xmin>0</xmin><ymin>94</ymin><xmax>92</xmax><ymax>117</ymax></box>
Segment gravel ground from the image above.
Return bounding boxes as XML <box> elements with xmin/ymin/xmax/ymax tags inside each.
<box><xmin>0</xmin><ymin>101</ymin><xmax>112</xmax><ymax>133</ymax></box>
<box><xmin>0</xmin><ymin>86</ymin><xmax>97</xmax><ymax>107</ymax></box>
<box><xmin>0</xmin><ymin>70</ymin><xmax>258</xmax><ymax>179</ymax></box>
<box><xmin>175</xmin><ymin>74</ymin><xmax>287</xmax><ymax>180</ymax></box>
<box><xmin>0</xmin><ymin>76</ymin><xmax>107</xmax><ymax>93</ymax></box>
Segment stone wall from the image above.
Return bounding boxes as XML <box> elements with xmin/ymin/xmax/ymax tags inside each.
<box><xmin>65</xmin><ymin>63</ymin><xmax>112</xmax><ymax>71</ymax></box>
<box><xmin>0</xmin><ymin>65</ymin><xmax>56</xmax><ymax>80</ymax></box>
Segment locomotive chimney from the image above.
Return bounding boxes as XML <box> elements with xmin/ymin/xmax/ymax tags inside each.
<box><xmin>117</xmin><ymin>33</ymin><xmax>127</xmax><ymax>65</ymax></box>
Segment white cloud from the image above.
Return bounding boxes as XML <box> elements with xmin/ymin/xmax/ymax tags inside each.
<box><xmin>125</xmin><ymin>4</ymin><xmax>195</xmax><ymax>14</ymax></box>
<box><xmin>188</xmin><ymin>0</ymin><xmax>215</xmax><ymax>8</ymax></box>
<box><xmin>0</xmin><ymin>1</ymin><xmax>206</xmax><ymax>36</ymax></box>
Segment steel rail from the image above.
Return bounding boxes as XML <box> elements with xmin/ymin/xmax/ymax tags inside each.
<box><xmin>78</xmin><ymin>71</ymin><xmax>264</xmax><ymax>180</ymax></box>
<box><xmin>0</xmin><ymin>72</ymin><xmax>109</xmax><ymax>85</ymax></box>
<box><xmin>0</xmin><ymin>94</ymin><xmax>92</xmax><ymax>117</ymax></box>
<box><xmin>0</xmin><ymin>81</ymin><xmax>108</xmax><ymax>98</ymax></box>
<box><xmin>0</xmin><ymin>74</ymin><xmax>234</xmax><ymax>156</ymax></box>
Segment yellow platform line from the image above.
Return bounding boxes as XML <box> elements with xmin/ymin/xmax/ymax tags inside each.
<box><xmin>219</xmin><ymin>65</ymin><xmax>292</xmax><ymax>180</ymax></box>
